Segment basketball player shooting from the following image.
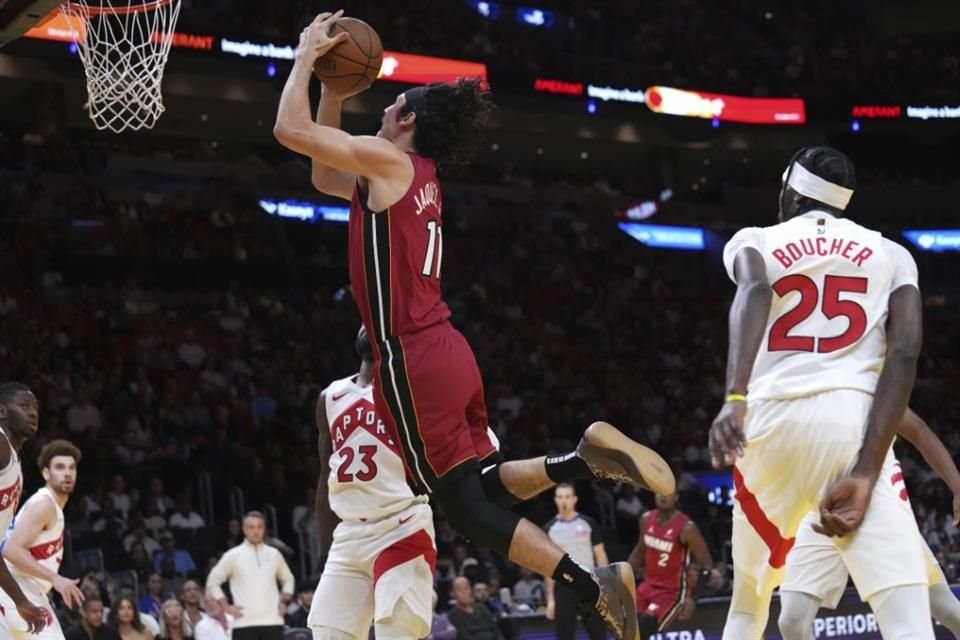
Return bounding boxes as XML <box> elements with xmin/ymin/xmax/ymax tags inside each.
<box><xmin>710</xmin><ymin>146</ymin><xmax>931</xmax><ymax>639</ymax></box>
<box><xmin>275</xmin><ymin>12</ymin><xmax>676</xmax><ymax>639</ymax></box>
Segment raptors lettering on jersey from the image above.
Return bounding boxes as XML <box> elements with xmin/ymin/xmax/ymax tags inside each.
<box><xmin>723</xmin><ymin>212</ymin><xmax>918</xmax><ymax>401</ymax></box>
<box><xmin>325</xmin><ymin>376</ymin><xmax>426</xmax><ymax>523</ymax></box>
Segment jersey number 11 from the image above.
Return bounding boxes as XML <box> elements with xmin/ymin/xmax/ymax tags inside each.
<box><xmin>421</xmin><ymin>220</ymin><xmax>443</xmax><ymax>279</ymax></box>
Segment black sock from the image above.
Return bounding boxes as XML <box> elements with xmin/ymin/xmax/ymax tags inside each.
<box><xmin>552</xmin><ymin>554</ymin><xmax>600</xmax><ymax>604</ymax></box>
<box><xmin>545</xmin><ymin>452</ymin><xmax>592</xmax><ymax>483</ymax></box>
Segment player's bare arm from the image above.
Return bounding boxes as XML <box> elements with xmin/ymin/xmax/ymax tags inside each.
<box><xmin>274</xmin><ymin>12</ymin><xmax>412</xmax><ymax>206</ymax></box>
<box><xmin>593</xmin><ymin>542</ymin><xmax>609</xmax><ymax>568</ymax></box>
<box><xmin>709</xmin><ymin>247</ymin><xmax>772</xmax><ymax>467</ymax></box>
<box><xmin>897</xmin><ymin>408</ymin><xmax>960</xmax><ymax>525</ymax></box>
<box><xmin>315</xmin><ymin>387</ymin><xmax>341</xmax><ymax>559</ymax></box>
<box><xmin>2</xmin><ymin>497</ymin><xmax>83</xmax><ymax>608</ymax></box>
<box><xmin>0</xmin><ymin>561</ymin><xmax>45</xmax><ymax>633</ymax></box>
<box><xmin>626</xmin><ymin>512</ymin><xmax>649</xmax><ymax>578</ymax></box>
<box><xmin>816</xmin><ymin>284</ymin><xmax>923</xmax><ymax>537</ymax></box>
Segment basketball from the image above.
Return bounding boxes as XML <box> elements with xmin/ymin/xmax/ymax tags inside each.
<box><xmin>313</xmin><ymin>17</ymin><xmax>383</xmax><ymax>95</ymax></box>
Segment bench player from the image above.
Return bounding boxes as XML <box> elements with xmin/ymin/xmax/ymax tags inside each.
<box><xmin>276</xmin><ymin>13</ymin><xmax>676</xmax><ymax>639</ymax></box>
<box><xmin>0</xmin><ymin>439</ymin><xmax>84</xmax><ymax>639</ymax></box>
<box><xmin>0</xmin><ymin>383</ymin><xmax>47</xmax><ymax>634</ymax></box>
<box><xmin>627</xmin><ymin>492</ymin><xmax>721</xmax><ymax>638</ymax></box>
<box><xmin>779</xmin><ymin>408</ymin><xmax>960</xmax><ymax>639</ymax></box>
<box><xmin>309</xmin><ymin>327</ymin><xmax>436</xmax><ymax>640</ymax></box>
<box><xmin>710</xmin><ymin>146</ymin><xmax>931</xmax><ymax>639</ymax></box>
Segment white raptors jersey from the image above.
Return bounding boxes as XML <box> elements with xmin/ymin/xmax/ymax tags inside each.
<box><xmin>723</xmin><ymin>211</ymin><xmax>919</xmax><ymax>401</ymax></box>
<box><xmin>0</xmin><ymin>429</ymin><xmax>23</xmax><ymax>536</ymax></box>
<box><xmin>325</xmin><ymin>375</ymin><xmax>426</xmax><ymax>523</ymax></box>
<box><xmin>7</xmin><ymin>487</ymin><xmax>64</xmax><ymax>594</ymax></box>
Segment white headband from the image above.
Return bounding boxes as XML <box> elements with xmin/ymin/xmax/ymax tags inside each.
<box><xmin>783</xmin><ymin>162</ymin><xmax>854</xmax><ymax>210</ymax></box>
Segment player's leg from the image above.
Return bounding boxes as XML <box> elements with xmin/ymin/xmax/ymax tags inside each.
<box><xmin>308</xmin><ymin>553</ymin><xmax>375</xmax><ymax>640</ymax></box>
<box><xmin>868</xmin><ymin>584</ymin><xmax>934</xmax><ymax>640</ymax></box>
<box><xmin>635</xmin><ymin>582</ymin><xmax>660</xmax><ymax>639</ymax></box>
<box><xmin>929</xmin><ymin>581</ymin><xmax>960</xmax><ymax>637</ymax></box>
<box><xmin>553</xmin><ymin>582</ymin><xmax>579</xmax><ymax>640</ymax></box>
<box><xmin>582</xmin><ymin>604</ymin><xmax>608</xmax><ymax>640</ymax></box>
<box><xmin>777</xmin><ymin>591</ymin><xmax>820</xmax><ymax>640</ymax></box>
<box><xmin>371</xmin><ymin>553</ymin><xmax>434</xmax><ymax>640</ymax></box>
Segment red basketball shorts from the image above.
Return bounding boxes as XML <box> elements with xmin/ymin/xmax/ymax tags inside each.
<box><xmin>373</xmin><ymin>323</ymin><xmax>498</xmax><ymax>493</ymax></box>
<box><xmin>636</xmin><ymin>581</ymin><xmax>685</xmax><ymax>630</ymax></box>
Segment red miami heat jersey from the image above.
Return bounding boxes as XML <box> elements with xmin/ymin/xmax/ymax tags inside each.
<box><xmin>348</xmin><ymin>153</ymin><xmax>451</xmax><ymax>346</ymax></box>
<box><xmin>643</xmin><ymin>509</ymin><xmax>691</xmax><ymax>591</ymax></box>
<box><xmin>325</xmin><ymin>375</ymin><xmax>427</xmax><ymax>523</ymax></box>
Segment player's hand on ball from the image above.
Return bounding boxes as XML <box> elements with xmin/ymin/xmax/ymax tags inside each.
<box><xmin>16</xmin><ymin>600</ymin><xmax>47</xmax><ymax>634</ymax></box>
<box><xmin>709</xmin><ymin>401</ymin><xmax>747</xmax><ymax>468</ymax></box>
<box><xmin>297</xmin><ymin>10</ymin><xmax>350</xmax><ymax>62</ymax></box>
<box><xmin>813</xmin><ymin>473</ymin><xmax>873</xmax><ymax>537</ymax></box>
<box><xmin>678</xmin><ymin>597</ymin><xmax>696</xmax><ymax>621</ymax></box>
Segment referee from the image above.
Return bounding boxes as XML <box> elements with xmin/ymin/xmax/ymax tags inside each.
<box><xmin>544</xmin><ymin>483</ymin><xmax>609</xmax><ymax>640</ymax></box>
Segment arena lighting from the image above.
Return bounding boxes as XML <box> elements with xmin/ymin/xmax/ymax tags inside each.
<box><xmin>586</xmin><ymin>84</ymin><xmax>646</xmax><ymax>104</ymax></box>
<box><xmin>23</xmin><ymin>23</ymin><xmax>489</xmax><ymax>84</ymax></box>
<box><xmin>466</xmin><ymin>0</ymin><xmax>500</xmax><ymax>19</ymax></box>
<box><xmin>851</xmin><ymin>105</ymin><xmax>901</xmax><ymax>118</ymax></box>
<box><xmin>533</xmin><ymin>78</ymin><xmax>583</xmax><ymax>96</ymax></box>
<box><xmin>645</xmin><ymin>85</ymin><xmax>806</xmax><ymax>125</ymax></box>
<box><xmin>902</xmin><ymin>230</ymin><xmax>960</xmax><ymax>252</ymax></box>
<box><xmin>906</xmin><ymin>105</ymin><xmax>960</xmax><ymax>120</ymax></box>
<box><xmin>515</xmin><ymin>7</ymin><xmax>554</xmax><ymax>27</ymax></box>
<box><xmin>258</xmin><ymin>199</ymin><xmax>349</xmax><ymax>224</ymax></box>
<box><xmin>617</xmin><ymin>223</ymin><xmax>705</xmax><ymax>250</ymax></box>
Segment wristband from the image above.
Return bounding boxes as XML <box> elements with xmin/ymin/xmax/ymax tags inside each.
<box><xmin>725</xmin><ymin>393</ymin><xmax>747</xmax><ymax>403</ymax></box>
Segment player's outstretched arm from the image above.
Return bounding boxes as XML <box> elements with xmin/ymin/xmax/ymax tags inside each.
<box><xmin>2</xmin><ymin>497</ymin><xmax>83</xmax><ymax>609</ymax></box>
<box><xmin>709</xmin><ymin>247</ymin><xmax>771</xmax><ymax>467</ymax></box>
<box><xmin>310</xmin><ymin>87</ymin><xmax>357</xmax><ymax>200</ymax></box>
<box><xmin>897</xmin><ymin>408</ymin><xmax>960</xmax><ymax>524</ymax></box>
<box><xmin>315</xmin><ymin>388</ymin><xmax>341</xmax><ymax>560</ymax></box>
<box><xmin>274</xmin><ymin>13</ymin><xmax>409</xmax><ymax>192</ymax></box>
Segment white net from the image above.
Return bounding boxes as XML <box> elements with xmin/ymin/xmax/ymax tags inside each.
<box><xmin>60</xmin><ymin>0</ymin><xmax>182</xmax><ymax>133</ymax></box>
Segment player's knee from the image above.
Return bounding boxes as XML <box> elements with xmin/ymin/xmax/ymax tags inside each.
<box><xmin>638</xmin><ymin>614</ymin><xmax>659</xmax><ymax>637</ymax></box>
<box><xmin>778</xmin><ymin>604</ymin><xmax>811</xmax><ymax>639</ymax></box>
<box><xmin>310</xmin><ymin>627</ymin><xmax>355</xmax><ymax>640</ymax></box>
<box><xmin>437</xmin><ymin>475</ymin><xmax>520</xmax><ymax>554</ymax></box>
<box><xmin>479</xmin><ymin>463</ymin><xmax>520</xmax><ymax>508</ymax></box>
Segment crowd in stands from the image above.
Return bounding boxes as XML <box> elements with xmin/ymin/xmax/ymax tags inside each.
<box><xmin>1</xmin><ymin>116</ymin><xmax>959</xmax><ymax>637</ymax></box>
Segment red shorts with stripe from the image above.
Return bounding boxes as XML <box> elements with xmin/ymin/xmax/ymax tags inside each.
<box><xmin>372</xmin><ymin>322</ymin><xmax>498</xmax><ymax>493</ymax></box>
<box><xmin>636</xmin><ymin>581</ymin><xmax>685</xmax><ymax>630</ymax></box>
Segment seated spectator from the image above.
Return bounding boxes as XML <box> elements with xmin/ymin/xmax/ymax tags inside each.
<box><xmin>107</xmin><ymin>474</ymin><xmax>135</xmax><ymax>521</ymax></box>
<box><xmin>124</xmin><ymin>520</ymin><xmax>161</xmax><ymax>556</ymax></box>
<box><xmin>168</xmin><ymin>495</ymin><xmax>205</xmax><ymax>531</ymax></box>
<box><xmin>65</xmin><ymin>598</ymin><xmax>122</xmax><ymax>640</ymax></box>
<box><xmin>179</xmin><ymin>579</ymin><xmax>205</xmax><ymax>635</ymax></box>
<box><xmin>283</xmin><ymin>581</ymin><xmax>314</xmax><ymax>629</ymax></box>
<box><xmin>473</xmin><ymin>582</ymin><xmax>503</xmax><ymax>617</ymax></box>
<box><xmin>157</xmin><ymin>599</ymin><xmax>192</xmax><ymax>640</ymax></box>
<box><xmin>511</xmin><ymin>568</ymin><xmax>545</xmax><ymax>608</ymax></box>
<box><xmin>616</xmin><ymin>484</ymin><xmax>645</xmax><ymax>542</ymax></box>
<box><xmin>109</xmin><ymin>595</ymin><xmax>154</xmax><ymax>640</ymax></box>
<box><xmin>92</xmin><ymin>499</ymin><xmax>127</xmax><ymax>535</ymax></box>
<box><xmin>160</xmin><ymin>556</ymin><xmax>185</xmax><ymax>598</ymax></box>
<box><xmin>447</xmin><ymin>577</ymin><xmax>503</xmax><ymax>640</ymax></box>
<box><xmin>193</xmin><ymin>594</ymin><xmax>233</xmax><ymax>640</ymax></box>
<box><xmin>153</xmin><ymin>531</ymin><xmax>197</xmax><ymax>575</ymax></box>
<box><xmin>107</xmin><ymin>586</ymin><xmax>161</xmax><ymax>636</ymax></box>
<box><xmin>125</xmin><ymin>542</ymin><xmax>156</xmax><ymax>584</ymax></box>
<box><xmin>223</xmin><ymin>519</ymin><xmax>242</xmax><ymax>549</ymax></box>
<box><xmin>139</xmin><ymin>572</ymin><xmax>165</xmax><ymax>618</ymax></box>
<box><xmin>144</xmin><ymin>477</ymin><xmax>176</xmax><ymax>520</ymax></box>
<box><xmin>67</xmin><ymin>387</ymin><xmax>103</xmax><ymax>436</ymax></box>
<box><xmin>426</xmin><ymin>591</ymin><xmax>457</xmax><ymax>640</ymax></box>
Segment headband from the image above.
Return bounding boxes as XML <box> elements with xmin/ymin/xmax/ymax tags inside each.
<box><xmin>783</xmin><ymin>161</ymin><xmax>854</xmax><ymax>210</ymax></box>
<box><xmin>403</xmin><ymin>86</ymin><xmax>429</xmax><ymax>116</ymax></box>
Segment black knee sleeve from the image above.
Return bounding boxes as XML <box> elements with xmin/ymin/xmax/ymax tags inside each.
<box><xmin>437</xmin><ymin>472</ymin><xmax>521</xmax><ymax>556</ymax></box>
<box><xmin>638</xmin><ymin>614</ymin><xmax>660</xmax><ymax>638</ymax></box>
<box><xmin>479</xmin><ymin>463</ymin><xmax>521</xmax><ymax>508</ymax></box>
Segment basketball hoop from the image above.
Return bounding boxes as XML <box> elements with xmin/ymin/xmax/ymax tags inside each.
<box><xmin>60</xmin><ymin>0</ymin><xmax>181</xmax><ymax>132</ymax></box>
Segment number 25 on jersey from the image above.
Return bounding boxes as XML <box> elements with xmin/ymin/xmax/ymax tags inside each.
<box><xmin>768</xmin><ymin>274</ymin><xmax>868</xmax><ymax>353</ymax></box>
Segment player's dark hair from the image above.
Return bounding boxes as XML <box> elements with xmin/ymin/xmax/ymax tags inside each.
<box><xmin>355</xmin><ymin>326</ymin><xmax>373</xmax><ymax>363</ymax></box>
<box><xmin>0</xmin><ymin>382</ymin><xmax>30</xmax><ymax>405</ymax></box>
<box><xmin>790</xmin><ymin>146</ymin><xmax>857</xmax><ymax>216</ymax></box>
<box><xmin>38</xmin><ymin>439</ymin><xmax>81</xmax><ymax>471</ymax></box>
<box><xmin>403</xmin><ymin>77</ymin><xmax>494</xmax><ymax>172</ymax></box>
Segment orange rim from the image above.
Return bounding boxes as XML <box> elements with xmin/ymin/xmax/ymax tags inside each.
<box><xmin>61</xmin><ymin>0</ymin><xmax>176</xmax><ymax>16</ymax></box>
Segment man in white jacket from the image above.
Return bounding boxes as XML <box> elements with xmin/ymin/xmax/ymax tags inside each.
<box><xmin>206</xmin><ymin>511</ymin><xmax>295</xmax><ymax>640</ymax></box>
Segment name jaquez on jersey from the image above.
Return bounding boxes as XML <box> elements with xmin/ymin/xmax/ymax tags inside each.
<box><xmin>413</xmin><ymin>181</ymin><xmax>440</xmax><ymax>216</ymax></box>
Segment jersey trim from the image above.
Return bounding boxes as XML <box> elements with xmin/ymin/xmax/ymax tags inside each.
<box><xmin>657</xmin><ymin>547</ymin><xmax>690</xmax><ymax>629</ymax></box>
<box><xmin>372</xmin><ymin>528</ymin><xmax>437</xmax><ymax>585</ymax></box>
<box><xmin>733</xmin><ymin>466</ymin><xmax>795</xmax><ymax>568</ymax></box>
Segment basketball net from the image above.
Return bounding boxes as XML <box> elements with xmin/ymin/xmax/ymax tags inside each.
<box><xmin>60</xmin><ymin>0</ymin><xmax>181</xmax><ymax>133</ymax></box>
